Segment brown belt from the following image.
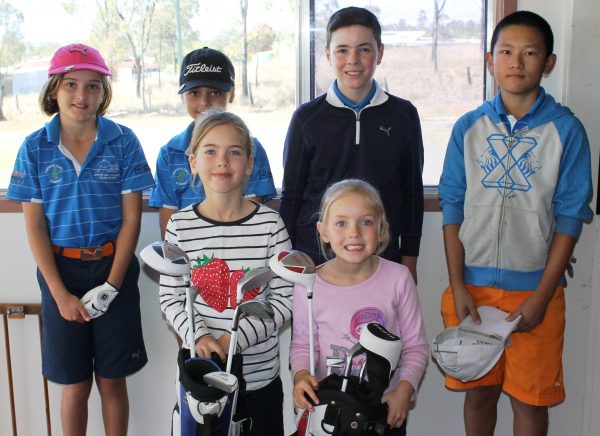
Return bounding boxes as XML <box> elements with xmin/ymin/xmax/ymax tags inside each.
<box><xmin>53</xmin><ymin>241</ymin><xmax>115</xmax><ymax>261</ymax></box>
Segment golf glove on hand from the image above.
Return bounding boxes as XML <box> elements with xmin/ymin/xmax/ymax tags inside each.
<box><xmin>80</xmin><ymin>282</ymin><xmax>119</xmax><ymax>319</ymax></box>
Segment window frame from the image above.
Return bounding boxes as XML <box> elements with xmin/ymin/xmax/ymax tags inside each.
<box><xmin>0</xmin><ymin>0</ymin><xmax>515</xmax><ymax>213</ymax></box>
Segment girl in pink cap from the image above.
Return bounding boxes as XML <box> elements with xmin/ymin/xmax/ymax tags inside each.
<box><xmin>7</xmin><ymin>43</ymin><xmax>154</xmax><ymax>436</ymax></box>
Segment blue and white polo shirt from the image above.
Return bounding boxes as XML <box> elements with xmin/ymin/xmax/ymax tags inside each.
<box><xmin>7</xmin><ymin>114</ymin><xmax>155</xmax><ymax>248</ymax></box>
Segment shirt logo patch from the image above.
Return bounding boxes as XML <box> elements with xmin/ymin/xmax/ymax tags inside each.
<box><xmin>172</xmin><ymin>167</ymin><xmax>190</xmax><ymax>186</ymax></box>
<box><xmin>134</xmin><ymin>163</ymin><xmax>150</xmax><ymax>175</ymax></box>
<box><xmin>379</xmin><ymin>125</ymin><xmax>392</xmax><ymax>136</ymax></box>
<box><xmin>10</xmin><ymin>171</ymin><xmax>26</xmax><ymax>185</ymax></box>
<box><xmin>258</xmin><ymin>169</ymin><xmax>273</xmax><ymax>180</ymax></box>
<box><xmin>479</xmin><ymin>133</ymin><xmax>540</xmax><ymax>196</ymax></box>
<box><xmin>45</xmin><ymin>164</ymin><xmax>63</xmax><ymax>184</ymax></box>
<box><xmin>94</xmin><ymin>159</ymin><xmax>120</xmax><ymax>181</ymax></box>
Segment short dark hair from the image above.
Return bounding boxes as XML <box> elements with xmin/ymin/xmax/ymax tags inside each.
<box><xmin>326</xmin><ymin>7</ymin><xmax>382</xmax><ymax>48</ymax></box>
<box><xmin>490</xmin><ymin>10</ymin><xmax>554</xmax><ymax>58</ymax></box>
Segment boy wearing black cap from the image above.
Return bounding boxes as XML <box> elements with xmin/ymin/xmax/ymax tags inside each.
<box><xmin>150</xmin><ymin>47</ymin><xmax>276</xmax><ymax>236</ymax></box>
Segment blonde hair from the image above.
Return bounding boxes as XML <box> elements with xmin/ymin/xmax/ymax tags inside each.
<box><xmin>317</xmin><ymin>179</ymin><xmax>390</xmax><ymax>260</ymax></box>
<box><xmin>187</xmin><ymin>109</ymin><xmax>253</xmax><ymax>158</ymax></box>
<box><xmin>38</xmin><ymin>74</ymin><xmax>112</xmax><ymax>116</ymax></box>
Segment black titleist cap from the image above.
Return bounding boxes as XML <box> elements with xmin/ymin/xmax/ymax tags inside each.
<box><xmin>178</xmin><ymin>47</ymin><xmax>235</xmax><ymax>94</ymax></box>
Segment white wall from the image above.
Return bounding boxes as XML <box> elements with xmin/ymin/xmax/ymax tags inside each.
<box><xmin>1</xmin><ymin>0</ymin><xmax>599</xmax><ymax>435</ymax></box>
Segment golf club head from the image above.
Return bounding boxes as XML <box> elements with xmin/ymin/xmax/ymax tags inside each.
<box><xmin>226</xmin><ymin>299</ymin><xmax>275</xmax><ymax>374</ymax></box>
<box><xmin>236</xmin><ymin>266</ymin><xmax>274</xmax><ymax>303</ymax></box>
<box><xmin>269</xmin><ymin>250</ymin><xmax>316</xmax><ymax>294</ymax></box>
<box><xmin>203</xmin><ymin>371</ymin><xmax>238</xmax><ymax>393</ymax></box>
<box><xmin>237</xmin><ymin>299</ymin><xmax>275</xmax><ymax>319</ymax></box>
<box><xmin>326</xmin><ymin>356</ymin><xmax>346</xmax><ymax>376</ymax></box>
<box><xmin>343</xmin><ymin>342</ymin><xmax>365</xmax><ymax>378</ymax></box>
<box><xmin>341</xmin><ymin>341</ymin><xmax>365</xmax><ymax>392</ymax></box>
<box><xmin>140</xmin><ymin>241</ymin><xmax>190</xmax><ymax>276</ymax></box>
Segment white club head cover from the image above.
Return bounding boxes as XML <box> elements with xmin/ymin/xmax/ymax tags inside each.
<box><xmin>187</xmin><ymin>394</ymin><xmax>228</xmax><ymax>424</ymax></box>
<box><xmin>80</xmin><ymin>282</ymin><xmax>119</xmax><ymax>319</ymax></box>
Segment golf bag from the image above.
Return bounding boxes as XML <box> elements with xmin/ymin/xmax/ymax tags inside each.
<box><xmin>297</xmin><ymin>373</ymin><xmax>390</xmax><ymax>436</ymax></box>
<box><xmin>173</xmin><ymin>349</ymin><xmax>250</xmax><ymax>436</ymax></box>
<box><xmin>296</xmin><ymin>323</ymin><xmax>403</xmax><ymax>436</ymax></box>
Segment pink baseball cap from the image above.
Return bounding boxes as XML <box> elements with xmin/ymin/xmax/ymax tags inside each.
<box><xmin>48</xmin><ymin>43</ymin><xmax>111</xmax><ymax>77</ymax></box>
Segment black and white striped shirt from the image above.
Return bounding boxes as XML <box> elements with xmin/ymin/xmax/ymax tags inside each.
<box><xmin>160</xmin><ymin>202</ymin><xmax>293</xmax><ymax>390</ymax></box>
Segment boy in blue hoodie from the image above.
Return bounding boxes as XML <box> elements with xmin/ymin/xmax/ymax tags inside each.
<box><xmin>439</xmin><ymin>11</ymin><xmax>593</xmax><ymax>436</ymax></box>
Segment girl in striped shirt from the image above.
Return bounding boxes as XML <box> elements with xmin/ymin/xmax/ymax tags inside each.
<box><xmin>159</xmin><ymin>110</ymin><xmax>293</xmax><ymax>436</ymax></box>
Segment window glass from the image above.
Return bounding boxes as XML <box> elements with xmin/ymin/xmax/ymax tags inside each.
<box><xmin>312</xmin><ymin>0</ymin><xmax>487</xmax><ymax>186</ymax></box>
<box><xmin>1</xmin><ymin>0</ymin><xmax>489</xmax><ymax>193</ymax></box>
<box><xmin>0</xmin><ymin>0</ymin><xmax>296</xmax><ymax>190</ymax></box>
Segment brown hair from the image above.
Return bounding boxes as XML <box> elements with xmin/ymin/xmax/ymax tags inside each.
<box><xmin>317</xmin><ymin>178</ymin><xmax>390</xmax><ymax>260</ymax></box>
<box><xmin>326</xmin><ymin>7</ymin><xmax>382</xmax><ymax>49</ymax></box>
<box><xmin>38</xmin><ymin>73</ymin><xmax>112</xmax><ymax>116</ymax></box>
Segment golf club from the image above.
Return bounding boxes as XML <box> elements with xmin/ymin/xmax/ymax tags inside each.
<box><xmin>233</xmin><ymin>266</ymin><xmax>274</xmax><ymax>307</ymax></box>
<box><xmin>326</xmin><ymin>356</ymin><xmax>346</xmax><ymax>376</ymax></box>
<box><xmin>341</xmin><ymin>342</ymin><xmax>365</xmax><ymax>392</ymax></box>
<box><xmin>226</xmin><ymin>299</ymin><xmax>275</xmax><ymax>373</ymax></box>
<box><xmin>225</xmin><ymin>299</ymin><xmax>275</xmax><ymax>436</ymax></box>
<box><xmin>269</xmin><ymin>250</ymin><xmax>317</xmax><ymax>375</ymax></box>
<box><xmin>140</xmin><ymin>241</ymin><xmax>196</xmax><ymax>357</ymax></box>
<box><xmin>202</xmin><ymin>371</ymin><xmax>239</xmax><ymax>394</ymax></box>
<box><xmin>358</xmin><ymin>359</ymin><xmax>368</xmax><ymax>383</ymax></box>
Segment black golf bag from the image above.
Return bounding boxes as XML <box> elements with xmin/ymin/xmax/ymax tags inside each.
<box><xmin>300</xmin><ymin>374</ymin><xmax>390</xmax><ymax>435</ymax></box>
<box><xmin>296</xmin><ymin>323</ymin><xmax>403</xmax><ymax>436</ymax></box>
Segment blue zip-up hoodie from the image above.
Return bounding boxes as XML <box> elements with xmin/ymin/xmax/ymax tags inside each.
<box><xmin>439</xmin><ymin>88</ymin><xmax>593</xmax><ymax>291</ymax></box>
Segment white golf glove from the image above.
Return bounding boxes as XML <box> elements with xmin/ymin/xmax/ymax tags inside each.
<box><xmin>80</xmin><ymin>282</ymin><xmax>119</xmax><ymax>319</ymax></box>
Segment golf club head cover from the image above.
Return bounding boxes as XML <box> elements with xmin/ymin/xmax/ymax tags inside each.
<box><xmin>177</xmin><ymin>349</ymin><xmax>228</xmax><ymax>428</ymax></box>
<box><xmin>177</xmin><ymin>349</ymin><xmax>246</xmax><ymax>430</ymax></box>
<box><xmin>80</xmin><ymin>282</ymin><xmax>119</xmax><ymax>319</ymax></box>
<box><xmin>358</xmin><ymin>323</ymin><xmax>403</xmax><ymax>407</ymax></box>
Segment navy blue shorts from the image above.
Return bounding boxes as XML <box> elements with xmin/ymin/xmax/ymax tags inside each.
<box><xmin>37</xmin><ymin>254</ymin><xmax>147</xmax><ymax>384</ymax></box>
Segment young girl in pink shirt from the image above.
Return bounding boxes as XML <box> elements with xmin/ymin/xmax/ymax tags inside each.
<box><xmin>290</xmin><ymin>179</ymin><xmax>428</xmax><ymax>434</ymax></box>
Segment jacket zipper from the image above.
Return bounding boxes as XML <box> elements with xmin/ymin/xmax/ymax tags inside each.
<box><xmin>495</xmin><ymin>133</ymin><xmax>513</xmax><ymax>286</ymax></box>
<box><xmin>494</xmin><ymin>123</ymin><xmax>529</xmax><ymax>286</ymax></box>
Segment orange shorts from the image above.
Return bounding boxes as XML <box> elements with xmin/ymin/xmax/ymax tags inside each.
<box><xmin>440</xmin><ymin>285</ymin><xmax>565</xmax><ymax>406</ymax></box>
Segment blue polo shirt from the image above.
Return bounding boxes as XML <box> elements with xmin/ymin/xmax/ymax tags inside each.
<box><xmin>7</xmin><ymin>114</ymin><xmax>155</xmax><ymax>247</ymax></box>
<box><xmin>149</xmin><ymin>121</ymin><xmax>276</xmax><ymax>210</ymax></box>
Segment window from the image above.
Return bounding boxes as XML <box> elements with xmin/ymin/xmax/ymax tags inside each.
<box><xmin>0</xmin><ymin>0</ymin><xmax>507</xmax><ymax>207</ymax></box>
<box><xmin>309</xmin><ymin>0</ymin><xmax>489</xmax><ymax>187</ymax></box>
<box><xmin>0</xmin><ymin>0</ymin><xmax>297</xmax><ymax>192</ymax></box>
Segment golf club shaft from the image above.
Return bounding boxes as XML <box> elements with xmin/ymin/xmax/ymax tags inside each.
<box><xmin>226</xmin><ymin>327</ymin><xmax>237</xmax><ymax>373</ymax></box>
<box><xmin>184</xmin><ymin>276</ymin><xmax>196</xmax><ymax>358</ymax></box>
<box><xmin>341</xmin><ymin>378</ymin><xmax>349</xmax><ymax>392</ymax></box>
<box><xmin>308</xmin><ymin>294</ymin><xmax>315</xmax><ymax>376</ymax></box>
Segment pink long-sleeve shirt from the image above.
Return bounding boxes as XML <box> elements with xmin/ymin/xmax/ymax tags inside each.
<box><xmin>290</xmin><ymin>257</ymin><xmax>429</xmax><ymax>393</ymax></box>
